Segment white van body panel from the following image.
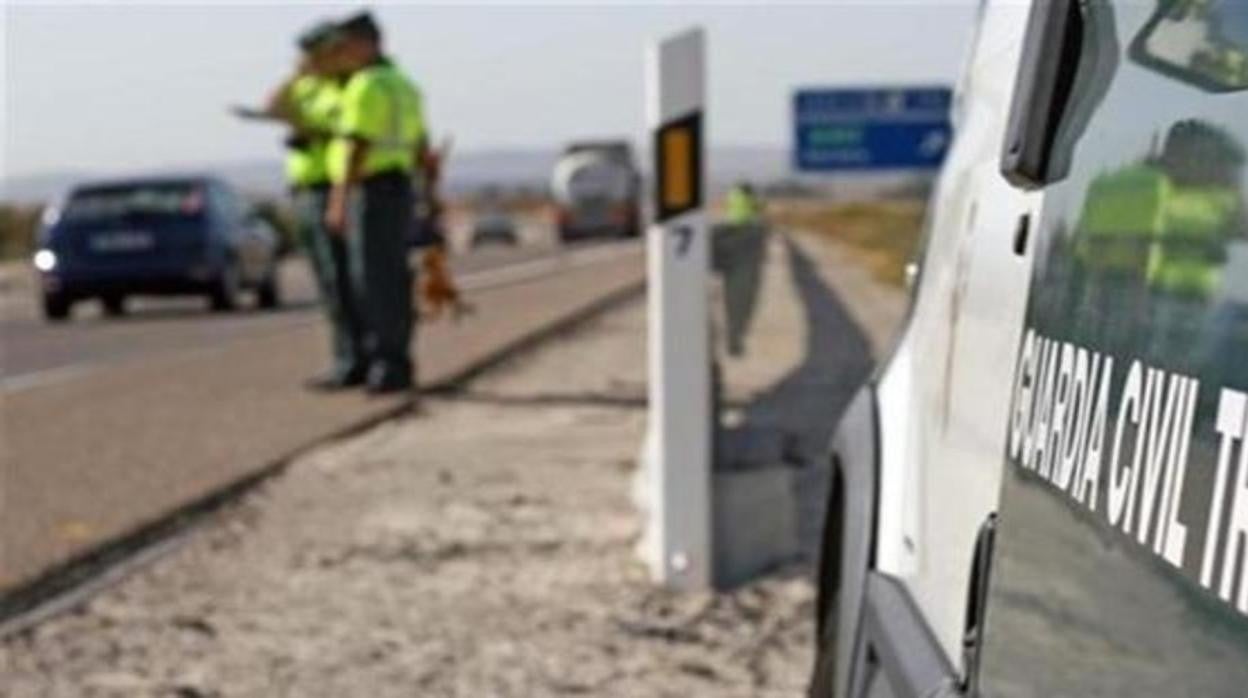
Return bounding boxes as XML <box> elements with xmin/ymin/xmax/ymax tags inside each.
<box><xmin>874</xmin><ymin>0</ymin><xmax>1041</xmax><ymax>663</ymax></box>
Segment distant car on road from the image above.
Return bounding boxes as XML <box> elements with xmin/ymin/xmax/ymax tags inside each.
<box><xmin>470</xmin><ymin>209</ymin><xmax>519</xmax><ymax>247</ymax></box>
<box><xmin>33</xmin><ymin>176</ymin><xmax>281</xmax><ymax>321</ymax></box>
<box><xmin>551</xmin><ymin>140</ymin><xmax>641</xmax><ymax>242</ymax></box>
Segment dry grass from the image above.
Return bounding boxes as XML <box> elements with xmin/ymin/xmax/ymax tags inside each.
<box><xmin>0</xmin><ymin>204</ymin><xmax>42</xmax><ymax>261</ymax></box>
<box><xmin>768</xmin><ymin>198</ymin><xmax>927</xmax><ymax>287</ymax></box>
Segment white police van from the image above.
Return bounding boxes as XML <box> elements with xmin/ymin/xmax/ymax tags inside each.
<box><xmin>810</xmin><ymin>1</ymin><xmax>1248</xmax><ymax>695</ymax></box>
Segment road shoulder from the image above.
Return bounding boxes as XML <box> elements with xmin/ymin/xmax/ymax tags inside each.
<box><xmin>2</xmin><ymin>301</ymin><xmax>816</xmax><ymax>697</ymax></box>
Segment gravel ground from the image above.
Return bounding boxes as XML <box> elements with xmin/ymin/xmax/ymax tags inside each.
<box><xmin>1</xmin><ymin>300</ymin><xmax>816</xmax><ymax>697</ymax></box>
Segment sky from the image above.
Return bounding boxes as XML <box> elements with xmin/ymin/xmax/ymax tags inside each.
<box><xmin>2</xmin><ymin>1</ymin><xmax>979</xmax><ymax>181</ymax></box>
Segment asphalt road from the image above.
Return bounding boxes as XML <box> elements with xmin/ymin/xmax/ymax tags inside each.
<box><xmin>0</xmin><ymin>236</ymin><xmax>644</xmax><ymax>595</ymax></box>
<box><xmin>0</xmin><ymin>241</ymin><xmax>591</xmax><ymax>388</ymax></box>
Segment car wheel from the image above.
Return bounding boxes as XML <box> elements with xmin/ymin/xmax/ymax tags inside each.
<box><xmin>101</xmin><ymin>294</ymin><xmax>127</xmax><ymax>317</ymax></box>
<box><xmin>209</xmin><ymin>260</ymin><xmax>241</xmax><ymax>312</ymax></box>
<box><xmin>43</xmin><ymin>293</ymin><xmax>71</xmax><ymax>322</ymax></box>
<box><xmin>810</xmin><ymin>394</ymin><xmax>877</xmax><ymax>698</ymax></box>
<box><xmin>43</xmin><ymin>292</ymin><xmax>71</xmax><ymax>322</ymax></box>
<box><xmin>810</xmin><ymin>465</ymin><xmax>846</xmax><ymax>696</ymax></box>
<box><xmin>256</xmin><ymin>267</ymin><xmax>281</xmax><ymax>310</ymax></box>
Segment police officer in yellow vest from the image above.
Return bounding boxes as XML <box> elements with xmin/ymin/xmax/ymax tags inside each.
<box><xmin>273</xmin><ymin>22</ymin><xmax>368</xmax><ymax>390</ymax></box>
<box><xmin>724</xmin><ymin>181</ymin><xmax>763</xmax><ymax>226</ymax></box>
<box><xmin>324</xmin><ymin>12</ymin><xmax>425</xmax><ymax>394</ymax></box>
<box><xmin>716</xmin><ymin>181</ymin><xmax>766</xmax><ymax>357</ymax></box>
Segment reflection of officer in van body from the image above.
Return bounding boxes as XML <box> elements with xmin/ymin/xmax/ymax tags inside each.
<box><xmin>1070</xmin><ymin>120</ymin><xmax>1244</xmax><ymax>362</ymax></box>
<box><xmin>1070</xmin><ymin>162</ymin><xmax>1161</xmax><ymax>350</ymax></box>
<box><xmin>1145</xmin><ymin>120</ymin><xmax>1244</xmax><ymax>367</ymax></box>
<box><xmin>1192</xmin><ymin>0</ymin><xmax>1248</xmax><ymax>88</ymax></box>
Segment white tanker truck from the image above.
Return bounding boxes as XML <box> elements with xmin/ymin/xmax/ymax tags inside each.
<box><xmin>550</xmin><ymin>141</ymin><xmax>641</xmax><ymax>242</ymax></box>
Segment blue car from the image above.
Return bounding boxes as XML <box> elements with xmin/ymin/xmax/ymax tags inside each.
<box><xmin>33</xmin><ymin>176</ymin><xmax>281</xmax><ymax>321</ymax></box>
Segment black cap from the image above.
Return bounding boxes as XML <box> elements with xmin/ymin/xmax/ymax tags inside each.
<box><xmin>337</xmin><ymin>11</ymin><xmax>381</xmax><ymax>42</ymax></box>
<box><xmin>297</xmin><ymin>21</ymin><xmax>340</xmax><ymax>53</ymax></box>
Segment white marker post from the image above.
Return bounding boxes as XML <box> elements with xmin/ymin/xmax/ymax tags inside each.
<box><xmin>638</xmin><ymin>27</ymin><xmax>711</xmax><ymax>589</ymax></box>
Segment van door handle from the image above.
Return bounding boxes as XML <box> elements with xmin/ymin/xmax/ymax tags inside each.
<box><xmin>1012</xmin><ymin>214</ymin><xmax>1031</xmax><ymax>256</ymax></box>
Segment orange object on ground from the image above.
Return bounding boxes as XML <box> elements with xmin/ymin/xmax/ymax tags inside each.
<box><xmin>421</xmin><ymin>245</ymin><xmax>472</xmax><ymax>321</ymax></box>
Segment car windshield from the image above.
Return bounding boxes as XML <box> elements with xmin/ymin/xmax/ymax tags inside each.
<box><xmin>62</xmin><ymin>183</ymin><xmax>204</xmax><ymax>224</ymax></box>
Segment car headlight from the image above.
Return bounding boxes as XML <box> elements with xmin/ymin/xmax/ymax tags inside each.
<box><xmin>33</xmin><ymin>249</ymin><xmax>57</xmax><ymax>272</ymax></box>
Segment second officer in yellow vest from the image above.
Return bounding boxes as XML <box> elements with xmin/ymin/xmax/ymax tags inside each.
<box><xmin>280</xmin><ymin>22</ymin><xmax>368</xmax><ymax>390</ymax></box>
<box><xmin>324</xmin><ymin>12</ymin><xmax>426</xmax><ymax>394</ymax></box>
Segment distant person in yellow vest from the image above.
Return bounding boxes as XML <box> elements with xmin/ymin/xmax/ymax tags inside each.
<box><xmin>724</xmin><ymin>181</ymin><xmax>764</xmax><ymax>226</ymax></box>
<box><xmin>267</xmin><ymin>22</ymin><xmax>367</xmax><ymax>391</ymax></box>
<box><xmin>716</xmin><ymin>181</ymin><xmax>767</xmax><ymax>357</ymax></box>
<box><xmin>324</xmin><ymin>12</ymin><xmax>426</xmax><ymax>394</ymax></box>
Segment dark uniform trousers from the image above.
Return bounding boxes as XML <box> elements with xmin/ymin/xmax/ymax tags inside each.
<box><xmin>293</xmin><ymin>184</ymin><xmax>366</xmax><ymax>380</ymax></box>
<box><xmin>349</xmin><ymin>171</ymin><xmax>416</xmax><ymax>387</ymax></box>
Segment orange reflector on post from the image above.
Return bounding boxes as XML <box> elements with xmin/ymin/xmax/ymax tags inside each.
<box><xmin>654</xmin><ymin>111</ymin><xmax>703</xmax><ymax>223</ymax></box>
<box><xmin>662</xmin><ymin>127</ymin><xmax>693</xmax><ymax>210</ymax></box>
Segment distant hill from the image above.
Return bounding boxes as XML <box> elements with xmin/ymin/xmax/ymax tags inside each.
<box><xmin>1</xmin><ymin>145</ymin><xmax>925</xmax><ymax>205</ymax></box>
<box><xmin>0</xmin><ymin>160</ymin><xmax>286</xmax><ymax>205</ymax></box>
<box><xmin>1</xmin><ymin>171</ymin><xmax>93</xmax><ymax>205</ymax></box>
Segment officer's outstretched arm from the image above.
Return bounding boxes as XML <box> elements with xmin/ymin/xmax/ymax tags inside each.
<box><xmin>262</xmin><ymin>77</ymin><xmax>301</xmax><ymax>124</ymax></box>
<box><xmin>228</xmin><ymin>78</ymin><xmax>298</xmax><ymax>124</ymax></box>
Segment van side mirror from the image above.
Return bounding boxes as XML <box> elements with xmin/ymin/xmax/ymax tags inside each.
<box><xmin>1129</xmin><ymin>0</ymin><xmax>1248</xmax><ymax>93</ymax></box>
<box><xmin>1001</xmin><ymin>0</ymin><xmax>1085</xmax><ymax>189</ymax></box>
<box><xmin>1001</xmin><ymin>0</ymin><xmax>1119</xmax><ymax>190</ymax></box>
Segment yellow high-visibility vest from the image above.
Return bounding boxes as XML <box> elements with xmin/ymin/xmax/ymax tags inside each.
<box><xmin>285</xmin><ymin>75</ymin><xmax>341</xmax><ymax>187</ymax></box>
<box><xmin>327</xmin><ymin>60</ymin><xmax>424</xmax><ymax>183</ymax></box>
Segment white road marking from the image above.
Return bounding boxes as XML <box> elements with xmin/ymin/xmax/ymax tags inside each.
<box><xmin>0</xmin><ymin>364</ymin><xmax>97</xmax><ymax>393</ymax></box>
<box><xmin>458</xmin><ymin>243</ymin><xmax>633</xmax><ymax>291</ymax></box>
